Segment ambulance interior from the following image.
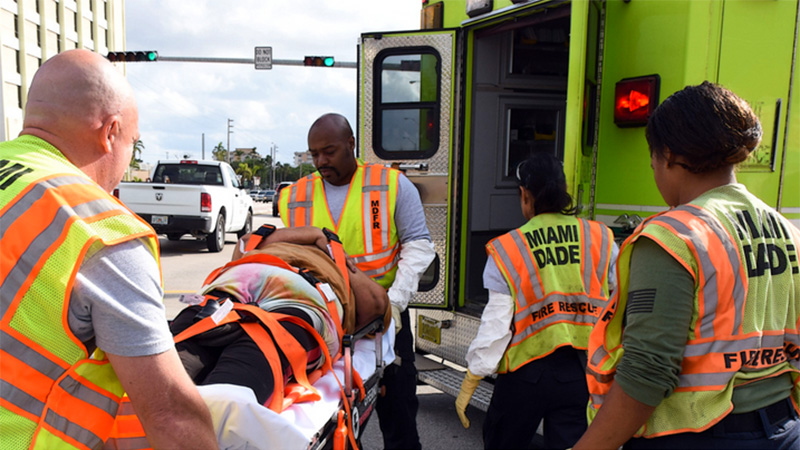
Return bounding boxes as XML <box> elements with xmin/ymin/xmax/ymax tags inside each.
<box><xmin>463</xmin><ymin>8</ymin><xmax>572</xmax><ymax>312</ymax></box>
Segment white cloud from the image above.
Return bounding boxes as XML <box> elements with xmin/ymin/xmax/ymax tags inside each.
<box><xmin>124</xmin><ymin>1</ymin><xmax>420</xmax><ymax>168</ymax></box>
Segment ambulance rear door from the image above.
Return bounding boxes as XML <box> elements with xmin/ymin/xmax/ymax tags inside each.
<box><xmin>358</xmin><ymin>29</ymin><xmax>459</xmax><ymax>311</ymax></box>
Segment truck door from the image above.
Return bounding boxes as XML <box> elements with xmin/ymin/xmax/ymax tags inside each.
<box><xmin>716</xmin><ymin>0</ymin><xmax>798</xmax><ymax>207</ymax></box>
<box><xmin>359</xmin><ymin>29</ymin><xmax>458</xmax><ymax>310</ymax></box>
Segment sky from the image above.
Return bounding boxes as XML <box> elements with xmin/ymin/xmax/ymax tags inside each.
<box><xmin>124</xmin><ymin>1</ymin><xmax>421</xmax><ymax>167</ymax></box>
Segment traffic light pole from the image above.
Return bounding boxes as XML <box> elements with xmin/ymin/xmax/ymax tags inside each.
<box><xmin>155</xmin><ymin>56</ymin><xmax>357</xmax><ymax>68</ymax></box>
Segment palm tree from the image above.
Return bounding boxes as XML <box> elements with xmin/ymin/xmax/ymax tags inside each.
<box><xmin>236</xmin><ymin>162</ymin><xmax>254</xmax><ymax>187</ymax></box>
<box><xmin>131</xmin><ymin>139</ymin><xmax>144</xmax><ymax>169</ymax></box>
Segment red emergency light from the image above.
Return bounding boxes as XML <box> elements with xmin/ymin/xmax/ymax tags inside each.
<box><xmin>614</xmin><ymin>75</ymin><xmax>660</xmax><ymax>127</ymax></box>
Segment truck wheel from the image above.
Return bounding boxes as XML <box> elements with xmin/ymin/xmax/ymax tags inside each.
<box><xmin>207</xmin><ymin>214</ymin><xmax>225</xmax><ymax>252</ymax></box>
<box><xmin>236</xmin><ymin>211</ymin><xmax>253</xmax><ymax>239</ymax></box>
<box><xmin>272</xmin><ymin>203</ymin><xmax>279</xmax><ymax>217</ymax></box>
<box><xmin>166</xmin><ymin>233</ymin><xmax>183</xmax><ymax>241</ymax></box>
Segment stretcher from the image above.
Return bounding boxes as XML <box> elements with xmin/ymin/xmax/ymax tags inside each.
<box><xmin>197</xmin><ymin>317</ymin><xmax>396</xmax><ymax>450</ymax></box>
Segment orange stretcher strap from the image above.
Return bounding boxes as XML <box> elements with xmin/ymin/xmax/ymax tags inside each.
<box><xmin>244</xmin><ymin>224</ymin><xmax>277</xmax><ymax>252</ymax></box>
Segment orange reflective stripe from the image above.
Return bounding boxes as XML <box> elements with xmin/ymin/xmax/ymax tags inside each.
<box><xmin>362</xmin><ymin>164</ymin><xmax>391</xmax><ymax>255</ymax></box>
<box><xmin>105</xmin><ymin>396</ymin><xmax>152</xmax><ymax>450</ymax></box>
<box><xmin>287</xmin><ymin>176</ymin><xmax>314</xmax><ymax>228</ymax></box>
<box><xmin>352</xmin><ymin>244</ymin><xmax>400</xmax><ymax>277</ymax></box>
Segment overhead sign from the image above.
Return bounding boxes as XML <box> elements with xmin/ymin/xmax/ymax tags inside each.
<box><xmin>255</xmin><ymin>46</ymin><xmax>272</xmax><ymax>70</ymax></box>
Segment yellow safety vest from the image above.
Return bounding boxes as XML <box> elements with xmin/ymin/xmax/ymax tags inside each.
<box><xmin>586</xmin><ymin>186</ymin><xmax>800</xmax><ymax>437</ymax></box>
<box><xmin>487</xmin><ymin>213</ymin><xmax>614</xmax><ymax>373</ymax></box>
<box><xmin>279</xmin><ymin>162</ymin><xmax>401</xmax><ymax>288</ymax></box>
<box><xmin>0</xmin><ymin>136</ymin><xmax>159</xmax><ymax>449</ymax></box>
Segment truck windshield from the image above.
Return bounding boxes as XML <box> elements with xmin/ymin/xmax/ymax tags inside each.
<box><xmin>152</xmin><ymin>164</ymin><xmax>223</xmax><ymax>186</ymax></box>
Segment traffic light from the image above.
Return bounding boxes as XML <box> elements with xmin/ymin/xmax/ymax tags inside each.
<box><xmin>303</xmin><ymin>56</ymin><xmax>335</xmax><ymax>67</ymax></box>
<box><xmin>106</xmin><ymin>51</ymin><xmax>158</xmax><ymax>63</ymax></box>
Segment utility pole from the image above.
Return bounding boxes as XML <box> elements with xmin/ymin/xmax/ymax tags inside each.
<box><xmin>270</xmin><ymin>143</ymin><xmax>278</xmax><ymax>188</ymax></box>
<box><xmin>227</xmin><ymin>119</ymin><xmax>234</xmax><ymax>163</ymax></box>
<box><xmin>202</xmin><ymin>133</ymin><xmax>205</xmax><ymax>160</ymax></box>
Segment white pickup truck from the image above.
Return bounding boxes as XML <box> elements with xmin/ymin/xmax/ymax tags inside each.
<box><xmin>114</xmin><ymin>160</ymin><xmax>253</xmax><ymax>252</ymax></box>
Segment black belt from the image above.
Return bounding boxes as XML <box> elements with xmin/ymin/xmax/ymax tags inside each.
<box><xmin>719</xmin><ymin>397</ymin><xmax>796</xmax><ymax>433</ymax></box>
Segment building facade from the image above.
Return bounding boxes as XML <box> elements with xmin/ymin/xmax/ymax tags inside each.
<box><xmin>0</xmin><ymin>0</ymin><xmax>125</xmax><ymax>141</ymax></box>
<box><xmin>293</xmin><ymin>150</ymin><xmax>312</xmax><ymax>166</ymax></box>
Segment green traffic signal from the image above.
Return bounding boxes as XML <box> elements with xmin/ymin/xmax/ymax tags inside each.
<box><xmin>304</xmin><ymin>56</ymin><xmax>335</xmax><ymax>67</ymax></box>
<box><xmin>106</xmin><ymin>51</ymin><xmax>158</xmax><ymax>63</ymax></box>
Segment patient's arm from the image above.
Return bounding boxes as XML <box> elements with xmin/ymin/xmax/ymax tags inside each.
<box><xmin>234</xmin><ymin>226</ymin><xmax>328</xmax><ymax>260</ymax></box>
<box><xmin>349</xmin><ymin>268</ymin><xmax>389</xmax><ymax>331</ymax></box>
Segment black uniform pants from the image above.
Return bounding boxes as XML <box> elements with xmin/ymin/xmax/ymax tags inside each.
<box><xmin>483</xmin><ymin>346</ymin><xmax>589</xmax><ymax>450</ymax></box>
<box><xmin>375</xmin><ymin>308</ymin><xmax>421</xmax><ymax>450</ymax></box>
<box><xmin>170</xmin><ymin>304</ymin><xmax>320</xmax><ymax>406</ymax></box>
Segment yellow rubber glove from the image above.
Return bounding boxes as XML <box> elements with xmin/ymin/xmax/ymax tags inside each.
<box><xmin>455</xmin><ymin>369</ymin><xmax>482</xmax><ymax>429</ymax></box>
<box><xmin>391</xmin><ymin>304</ymin><xmax>403</xmax><ymax>334</ymax></box>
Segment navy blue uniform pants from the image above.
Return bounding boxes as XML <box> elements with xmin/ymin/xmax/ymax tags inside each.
<box><xmin>623</xmin><ymin>396</ymin><xmax>800</xmax><ymax>450</ymax></box>
<box><xmin>375</xmin><ymin>308</ymin><xmax>421</xmax><ymax>450</ymax></box>
<box><xmin>483</xmin><ymin>346</ymin><xmax>589</xmax><ymax>450</ymax></box>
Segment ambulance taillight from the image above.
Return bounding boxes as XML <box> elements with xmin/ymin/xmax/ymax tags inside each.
<box><xmin>614</xmin><ymin>75</ymin><xmax>660</xmax><ymax>127</ymax></box>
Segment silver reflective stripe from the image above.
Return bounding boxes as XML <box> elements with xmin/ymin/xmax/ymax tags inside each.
<box><xmin>490</xmin><ymin>239</ymin><xmax>530</xmax><ymax>310</ymax></box>
<box><xmin>287</xmin><ymin>181</ymin><xmax>314</xmax><ymax>227</ymax></box>
<box><xmin>0</xmin><ymin>379</ymin><xmax>45</xmax><ymax>418</ymax></box>
<box><xmin>1</xmin><ymin>198</ymin><xmax>122</xmax><ymax>316</ymax></box>
<box><xmin>684</xmin><ymin>334</ymin><xmax>785</xmax><ymax>357</ymax></box>
<box><xmin>363</xmin><ymin>165</ymin><xmax>373</xmax><ymax>252</ymax></box>
<box><xmin>0</xmin><ymin>330</ymin><xmax>64</xmax><ymax>380</ymax></box>
<box><xmin>361</xmin><ymin>165</ymin><xmax>391</xmax><ymax>253</ymax></box>
<box><xmin>581</xmin><ymin>220</ymin><xmax>594</xmax><ymax>290</ymax></box>
<box><xmin>360</xmin><ymin>249</ymin><xmax>401</xmax><ymax>277</ymax></box>
<box><xmin>589</xmin><ymin>344</ymin><xmax>608</xmax><ymax>367</ymax></box>
<box><xmin>59</xmin><ymin>375</ymin><xmax>119</xmax><ymax>417</ymax></box>
<box><xmin>118</xmin><ymin>400</ymin><xmax>136</xmax><ymax>416</ymax></box>
<box><xmin>655</xmin><ymin>206</ymin><xmax>745</xmax><ymax>338</ymax></box>
<box><xmin>351</xmin><ymin>244</ymin><xmax>399</xmax><ymax>264</ymax></box>
<box><xmin>0</xmin><ymin>175</ymin><xmax>90</xmax><ymax>241</ymax></box>
<box><xmin>104</xmin><ymin>436</ymin><xmax>152</xmax><ymax>450</ymax></box>
<box><xmin>510</xmin><ymin>294</ymin><xmax>606</xmax><ymax>345</ymax></box>
<box><xmin>44</xmin><ymin>409</ymin><xmax>103</xmax><ymax>449</ymax></box>
<box><xmin>595</xmin><ymin>224</ymin><xmax>611</xmax><ymax>285</ymax></box>
<box><xmin>511</xmin><ymin>231</ymin><xmax>544</xmax><ymax>300</ymax></box>
<box><xmin>678</xmin><ymin>371</ymin><xmax>734</xmax><ymax>388</ymax></box>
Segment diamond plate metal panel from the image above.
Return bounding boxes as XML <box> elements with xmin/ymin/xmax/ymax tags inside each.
<box><xmin>360</xmin><ymin>31</ymin><xmax>456</xmax><ymax>309</ymax></box>
<box><xmin>415</xmin><ymin>311</ymin><xmax>482</xmax><ymax>367</ymax></box>
<box><xmin>359</xmin><ymin>32</ymin><xmax>454</xmax><ymax>175</ymax></box>
<box><xmin>410</xmin><ymin>205</ymin><xmax>447</xmax><ymax>307</ymax></box>
<box><xmin>418</xmin><ymin>368</ymin><xmax>494</xmax><ymax>412</ymax></box>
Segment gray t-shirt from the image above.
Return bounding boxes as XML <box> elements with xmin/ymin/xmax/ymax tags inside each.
<box><xmin>69</xmin><ymin>238</ymin><xmax>174</xmax><ymax>357</ymax></box>
<box><xmin>323</xmin><ymin>172</ymin><xmax>430</xmax><ymax>243</ymax></box>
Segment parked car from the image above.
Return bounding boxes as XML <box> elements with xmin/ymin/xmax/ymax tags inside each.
<box><xmin>114</xmin><ymin>160</ymin><xmax>254</xmax><ymax>252</ymax></box>
<box><xmin>249</xmin><ymin>189</ymin><xmax>261</xmax><ymax>202</ymax></box>
<box><xmin>262</xmin><ymin>189</ymin><xmax>276</xmax><ymax>203</ymax></box>
<box><xmin>272</xmin><ymin>181</ymin><xmax>294</xmax><ymax>217</ymax></box>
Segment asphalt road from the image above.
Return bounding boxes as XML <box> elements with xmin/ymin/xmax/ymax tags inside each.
<box><xmin>158</xmin><ymin>201</ymin><xmax>488</xmax><ymax>449</ymax></box>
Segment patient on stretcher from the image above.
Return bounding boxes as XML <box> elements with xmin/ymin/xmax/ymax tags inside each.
<box><xmin>169</xmin><ymin>226</ymin><xmax>390</xmax><ymax>411</ymax></box>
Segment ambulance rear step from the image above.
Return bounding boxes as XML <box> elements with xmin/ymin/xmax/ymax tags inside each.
<box><xmin>415</xmin><ymin>355</ymin><xmax>494</xmax><ymax>412</ymax></box>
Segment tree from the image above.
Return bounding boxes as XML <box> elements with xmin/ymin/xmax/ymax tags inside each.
<box><xmin>212</xmin><ymin>142</ymin><xmax>227</xmax><ymax>162</ymax></box>
<box><xmin>236</xmin><ymin>162</ymin><xmax>254</xmax><ymax>186</ymax></box>
<box><xmin>130</xmin><ymin>139</ymin><xmax>144</xmax><ymax>169</ymax></box>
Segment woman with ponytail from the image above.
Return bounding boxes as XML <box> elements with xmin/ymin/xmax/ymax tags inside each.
<box><xmin>455</xmin><ymin>151</ymin><xmax>618</xmax><ymax>449</ymax></box>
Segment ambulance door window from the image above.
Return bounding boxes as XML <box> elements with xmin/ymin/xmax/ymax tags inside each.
<box><xmin>505</xmin><ymin>107</ymin><xmax>562</xmax><ymax>179</ymax></box>
<box><xmin>374</xmin><ymin>50</ymin><xmax>440</xmax><ymax>159</ymax></box>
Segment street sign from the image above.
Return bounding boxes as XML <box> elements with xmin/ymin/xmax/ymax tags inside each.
<box><xmin>255</xmin><ymin>46</ymin><xmax>272</xmax><ymax>70</ymax></box>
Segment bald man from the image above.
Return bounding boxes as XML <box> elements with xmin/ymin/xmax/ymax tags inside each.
<box><xmin>0</xmin><ymin>50</ymin><xmax>216</xmax><ymax>449</ymax></box>
<box><xmin>279</xmin><ymin>113</ymin><xmax>435</xmax><ymax>449</ymax></box>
